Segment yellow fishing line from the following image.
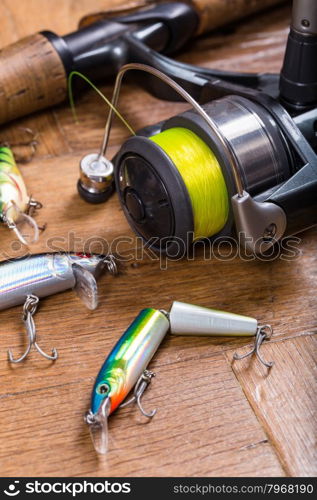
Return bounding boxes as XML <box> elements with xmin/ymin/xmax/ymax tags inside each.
<box><xmin>68</xmin><ymin>71</ymin><xmax>135</xmax><ymax>136</ymax></box>
<box><xmin>150</xmin><ymin>127</ymin><xmax>229</xmax><ymax>240</ymax></box>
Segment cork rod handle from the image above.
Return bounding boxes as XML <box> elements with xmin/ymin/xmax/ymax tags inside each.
<box><xmin>0</xmin><ymin>33</ymin><xmax>67</xmax><ymax>126</ymax></box>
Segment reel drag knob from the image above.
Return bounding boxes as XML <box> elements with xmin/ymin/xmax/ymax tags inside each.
<box><xmin>78</xmin><ymin>153</ymin><xmax>115</xmax><ymax>204</ymax></box>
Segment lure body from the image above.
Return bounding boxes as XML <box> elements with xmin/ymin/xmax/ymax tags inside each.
<box><xmin>169</xmin><ymin>301</ymin><xmax>258</xmax><ymax>336</ymax></box>
<box><xmin>0</xmin><ymin>147</ymin><xmax>28</xmax><ymax>222</ymax></box>
<box><xmin>169</xmin><ymin>301</ymin><xmax>273</xmax><ymax>368</ymax></box>
<box><xmin>0</xmin><ymin>253</ymin><xmax>107</xmax><ymax>311</ymax></box>
<box><xmin>0</xmin><ymin>146</ymin><xmax>43</xmax><ymax>245</ymax></box>
<box><xmin>91</xmin><ymin>308</ymin><xmax>169</xmax><ymax>415</ymax></box>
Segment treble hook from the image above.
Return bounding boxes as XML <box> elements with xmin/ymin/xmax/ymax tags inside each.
<box><xmin>120</xmin><ymin>369</ymin><xmax>157</xmax><ymax>418</ymax></box>
<box><xmin>27</xmin><ymin>199</ymin><xmax>47</xmax><ymax>232</ymax></box>
<box><xmin>4</xmin><ymin>201</ymin><xmax>40</xmax><ymax>246</ymax></box>
<box><xmin>102</xmin><ymin>254</ymin><xmax>118</xmax><ymax>276</ymax></box>
<box><xmin>27</xmin><ymin>198</ymin><xmax>42</xmax><ymax>216</ymax></box>
<box><xmin>8</xmin><ymin>294</ymin><xmax>58</xmax><ymax>364</ymax></box>
<box><xmin>233</xmin><ymin>324</ymin><xmax>273</xmax><ymax>368</ymax></box>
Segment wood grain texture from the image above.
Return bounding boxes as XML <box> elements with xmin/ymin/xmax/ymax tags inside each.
<box><xmin>0</xmin><ymin>0</ymin><xmax>146</xmax><ymax>45</ymax></box>
<box><xmin>78</xmin><ymin>0</ymin><xmax>286</xmax><ymax>34</ymax></box>
<box><xmin>0</xmin><ymin>1</ymin><xmax>315</xmax><ymax>478</ymax></box>
<box><xmin>188</xmin><ymin>0</ymin><xmax>286</xmax><ymax>34</ymax></box>
<box><xmin>0</xmin><ymin>354</ymin><xmax>284</xmax><ymax>477</ymax></box>
<box><xmin>226</xmin><ymin>335</ymin><xmax>317</xmax><ymax>477</ymax></box>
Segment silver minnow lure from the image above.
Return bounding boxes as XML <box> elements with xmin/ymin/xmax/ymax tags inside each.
<box><xmin>0</xmin><ymin>252</ymin><xmax>117</xmax><ymax>363</ymax></box>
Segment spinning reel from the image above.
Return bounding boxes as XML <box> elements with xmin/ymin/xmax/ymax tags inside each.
<box><xmin>78</xmin><ymin>0</ymin><xmax>317</xmax><ymax>256</ymax></box>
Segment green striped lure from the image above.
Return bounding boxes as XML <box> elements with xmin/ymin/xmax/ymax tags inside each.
<box><xmin>0</xmin><ymin>146</ymin><xmax>42</xmax><ymax>245</ymax></box>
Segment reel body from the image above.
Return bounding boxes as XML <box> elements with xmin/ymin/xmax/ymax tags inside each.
<box><xmin>114</xmin><ymin>94</ymin><xmax>315</xmax><ymax>255</ymax></box>
<box><xmin>79</xmin><ymin>0</ymin><xmax>317</xmax><ymax>256</ymax></box>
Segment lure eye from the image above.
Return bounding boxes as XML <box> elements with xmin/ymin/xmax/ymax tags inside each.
<box><xmin>97</xmin><ymin>383</ymin><xmax>110</xmax><ymax>396</ymax></box>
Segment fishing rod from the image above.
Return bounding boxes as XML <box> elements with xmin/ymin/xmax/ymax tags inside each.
<box><xmin>0</xmin><ymin>0</ymin><xmax>283</xmax><ymax>125</ymax></box>
<box><xmin>78</xmin><ymin>0</ymin><xmax>317</xmax><ymax>256</ymax></box>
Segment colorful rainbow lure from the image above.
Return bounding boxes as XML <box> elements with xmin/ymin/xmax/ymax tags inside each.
<box><xmin>0</xmin><ymin>146</ymin><xmax>42</xmax><ymax>245</ymax></box>
<box><xmin>86</xmin><ymin>302</ymin><xmax>274</xmax><ymax>454</ymax></box>
<box><xmin>86</xmin><ymin>308</ymin><xmax>169</xmax><ymax>454</ymax></box>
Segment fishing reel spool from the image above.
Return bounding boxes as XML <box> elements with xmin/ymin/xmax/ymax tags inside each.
<box><xmin>115</xmin><ymin>94</ymin><xmax>293</xmax><ymax>255</ymax></box>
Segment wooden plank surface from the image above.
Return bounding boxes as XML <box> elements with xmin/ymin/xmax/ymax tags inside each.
<box><xmin>226</xmin><ymin>334</ymin><xmax>317</xmax><ymax>477</ymax></box>
<box><xmin>0</xmin><ymin>0</ymin><xmax>316</xmax><ymax>477</ymax></box>
<box><xmin>0</xmin><ymin>354</ymin><xmax>284</xmax><ymax>477</ymax></box>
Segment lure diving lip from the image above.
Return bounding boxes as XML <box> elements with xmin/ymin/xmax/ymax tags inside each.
<box><xmin>86</xmin><ymin>302</ymin><xmax>273</xmax><ymax>454</ymax></box>
<box><xmin>0</xmin><ymin>252</ymin><xmax>117</xmax><ymax>363</ymax></box>
<box><xmin>0</xmin><ymin>146</ymin><xmax>43</xmax><ymax>245</ymax></box>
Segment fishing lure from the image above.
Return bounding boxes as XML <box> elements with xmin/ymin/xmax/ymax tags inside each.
<box><xmin>0</xmin><ymin>252</ymin><xmax>117</xmax><ymax>363</ymax></box>
<box><xmin>86</xmin><ymin>302</ymin><xmax>273</xmax><ymax>454</ymax></box>
<box><xmin>86</xmin><ymin>308</ymin><xmax>169</xmax><ymax>454</ymax></box>
<box><xmin>0</xmin><ymin>146</ymin><xmax>42</xmax><ymax>245</ymax></box>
